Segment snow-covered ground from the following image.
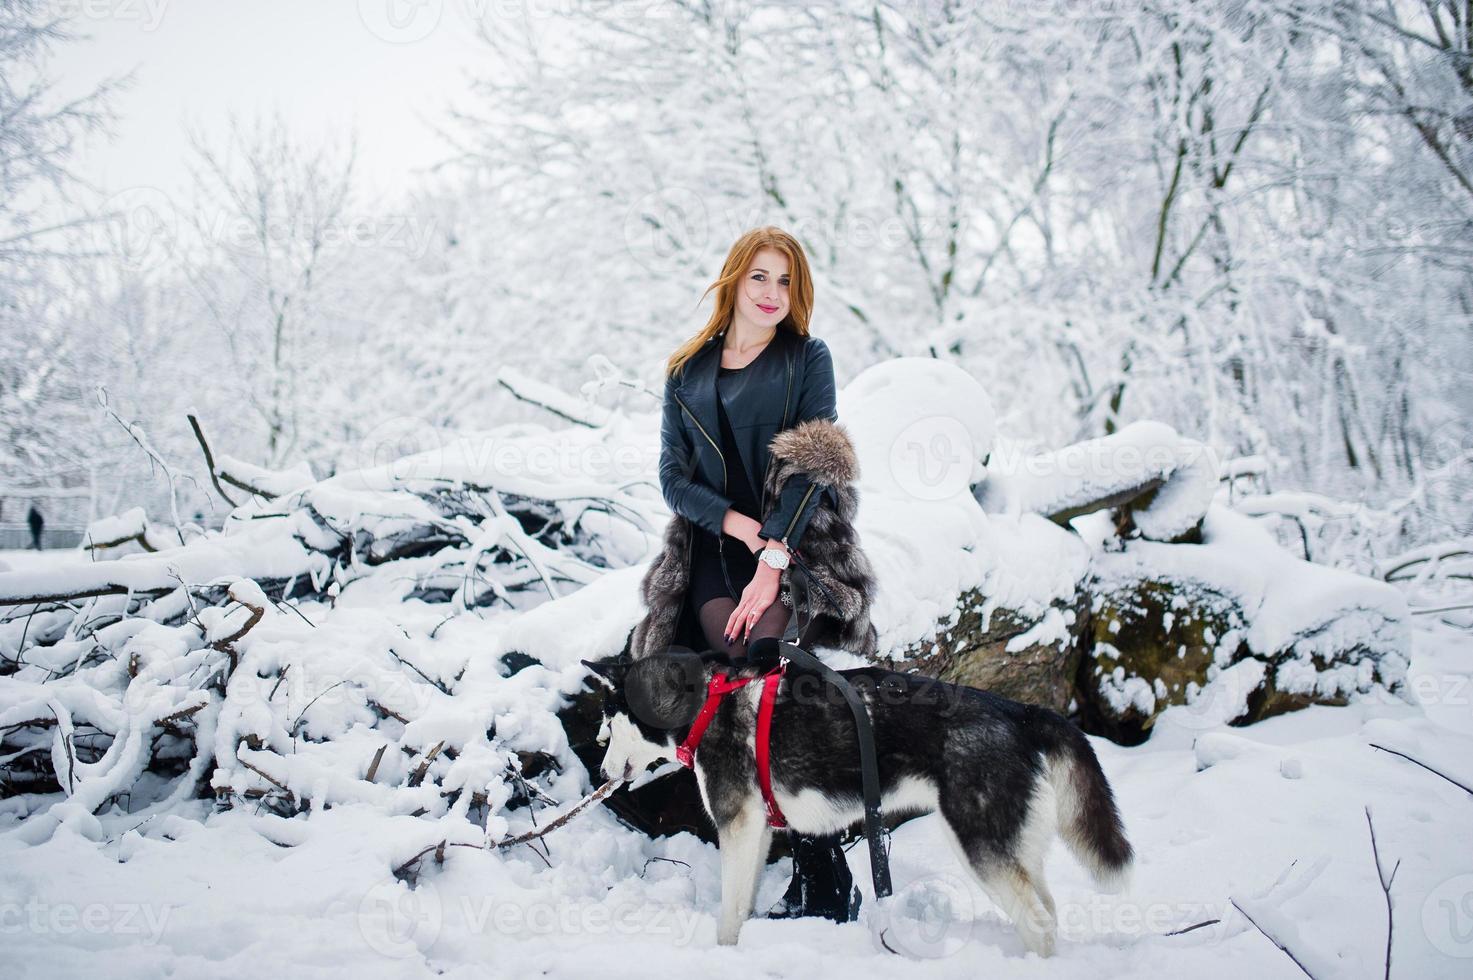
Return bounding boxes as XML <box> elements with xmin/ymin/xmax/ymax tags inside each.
<box><xmin>1</xmin><ymin>544</ymin><xmax>1470</xmax><ymax>980</ymax></box>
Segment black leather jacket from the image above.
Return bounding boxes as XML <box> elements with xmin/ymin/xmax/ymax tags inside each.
<box><xmin>659</xmin><ymin>327</ymin><xmax>839</xmax><ymax>552</ymax></box>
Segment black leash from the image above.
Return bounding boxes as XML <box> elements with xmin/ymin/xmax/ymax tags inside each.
<box><xmin>775</xmin><ymin>553</ymin><xmax>893</xmax><ymax>901</ymax></box>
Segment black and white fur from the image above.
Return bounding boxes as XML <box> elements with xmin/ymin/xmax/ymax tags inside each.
<box><xmin>582</xmin><ymin>648</ymin><xmax>1134</xmax><ymax>954</ymax></box>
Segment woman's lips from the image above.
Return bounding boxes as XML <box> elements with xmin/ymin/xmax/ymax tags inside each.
<box><xmin>757</xmin><ymin>304</ymin><xmax>778</xmax><ymax>314</ymax></box>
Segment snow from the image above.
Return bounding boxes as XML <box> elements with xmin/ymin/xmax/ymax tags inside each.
<box><xmin>0</xmin><ymin>361</ymin><xmax>1456</xmax><ymax>978</ymax></box>
<box><xmin>977</xmin><ymin>421</ymin><xmax>1219</xmax><ymax>542</ymax></box>
<box><xmin>82</xmin><ymin>508</ymin><xmax>147</xmax><ymax>546</ymax></box>
<box><xmin>0</xmin><ymin>518</ymin><xmax>321</xmax><ymax>604</ymax></box>
<box><xmin>1</xmin><ymin>590</ymin><xmax>1468</xmax><ymax>977</ymax></box>
<box><xmin>839</xmin><ymin>357</ymin><xmax>996</xmax><ymax>504</ymax></box>
<box><xmin>213</xmin><ymin>455</ymin><xmax>318</xmax><ymax>498</ymax></box>
<box><xmin>1082</xmin><ymin>503</ymin><xmax>1410</xmax><ymax>711</ymax></box>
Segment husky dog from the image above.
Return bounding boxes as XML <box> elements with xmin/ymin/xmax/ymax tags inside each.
<box><xmin>581</xmin><ymin>643</ymin><xmax>1134</xmax><ymax>955</ymax></box>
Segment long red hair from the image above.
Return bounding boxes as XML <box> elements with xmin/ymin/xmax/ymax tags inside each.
<box><xmin>665</xmin><ymin>226</ymin><xmax>815</xmax><ymax>379</ymax></box>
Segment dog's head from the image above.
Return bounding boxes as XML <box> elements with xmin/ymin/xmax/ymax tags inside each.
<box><xmin>580</xmin><ymin>650</ymin><xmax>708</xmax><ymax>782</ymax></box>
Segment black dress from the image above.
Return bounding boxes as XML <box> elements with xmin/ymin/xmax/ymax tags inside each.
<box><xmin>686</xmin><ymin>363</ymin><xmax>763</xmax><ymax>612</ymax></box>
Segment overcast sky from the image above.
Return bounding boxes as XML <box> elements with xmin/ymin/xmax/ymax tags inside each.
<box><xmin>50</xmin><ymin>0</ymin><xmax>493</xmax><ymax>207</ymax></box>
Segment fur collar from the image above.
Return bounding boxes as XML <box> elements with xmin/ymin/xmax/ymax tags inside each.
<box><xmin>767</xmin><ymin>418</ymin><xmax>859</xmax><ymax>488</ymax></box>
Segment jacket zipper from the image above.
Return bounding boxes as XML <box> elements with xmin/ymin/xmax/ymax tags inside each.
<box><xmin>781</xmin><ymin>483</ymin><xmax>817</xmax><ymax>547</ymax></box>
<box><xmin>674</xmin><ymin>389</ymin><xmax>739</xmax><ymax>600</ymax></box>
<box><xmin>759</xmin><ymin>349</ymin><xmax>795</xmax><ymax>524</ymax></box>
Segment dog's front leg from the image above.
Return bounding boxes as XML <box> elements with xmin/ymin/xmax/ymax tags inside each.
<box><xmin>715</xmin><ymin>805</ymin><xmax>771</xmax><ymax>946</ymax></box>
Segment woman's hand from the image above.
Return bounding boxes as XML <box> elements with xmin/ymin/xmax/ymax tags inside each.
<box><xmin>724</xmin><ymin>563</ymin><xmax>782</xmax><ymax>645</ymax></box>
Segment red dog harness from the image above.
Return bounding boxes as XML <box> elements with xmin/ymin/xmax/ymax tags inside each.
<box><xmin>675</xmin><ymin>661</ymin><xmax>789</xmax><ymax>829</ymax></box>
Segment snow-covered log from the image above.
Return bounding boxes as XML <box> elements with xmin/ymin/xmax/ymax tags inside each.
<box><xmin>977</xmin><ymin>420</ymin><xmax>1220</xmax><ymax>543</ymax></box>
<box><xmin>0</xmin><ymin>407</ymin><xmax>670</xmax><ymax>843</ymax></box>
<box><xmin>1076</xmin><ymin>507</ymin><xmax>1410</xmax><ymax>743</ymax></box>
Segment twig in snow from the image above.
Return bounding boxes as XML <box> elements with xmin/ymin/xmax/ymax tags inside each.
<box><xmin>1164</xmin><ymin>918</ymin><xmax>1222</xmax><ymax>937</ymax></box>
<box><xmin>492</xmin><ymin>774</ymin><xmax>626</xmax><ymax>850</ymax></box>
<box><xmin>268</xmin><ymin>664</ymin><xmax>290</xmax><ymax>701</ymax></box>
<box><xmin>267</xmin><ymin>595</ymin><xmax>317</xmax><ymax>628</ymax></box>
<box><xmin>1228</xmin><ymin>898</ymin><xmax>1316</xmax><ymax>979</ymax></box>
<box><xmin>640</xmin><ymin>856</ymin><xmax>692</xmax><ymax>877</ymax></box>
<box><xmin>1365</xmin><ymin>807</ymin><xmax>1399</xmax><ymax>980</ymax></box>
<box><xmin>210</xmin><ymin>595</ymin><xmax>265</xmax><ymax>649</ymax></box>
<box><xmin>387</xmin><ymin>646</ymin><xmax>449</xmax><ymax>695</ymax></box>
<box><xmin>187</xmin><ymin>413</ymin><xmax>239</xmax><ymax>507</ymax></box>
<box><xmin>406</xmin><ymin>741</ymin><xmax>446</xmax><ymax>787</ymax></box>
<box><xmin>391</xmin><ymin>774</ymin><xmax>628</xmax><ymax>880</ymax></box>
<box><xmin>1369</xmin><ymin>743</ymin><xmax>1473</xmax><ymax>796</ymax></box>
<box><xmin>236</xmin><ymin>753</ymin><xmax>294</xmax><ymax>802</ymax></box>
<box><xmin>365</xmin><ymin>744</ymin><xmax>387</xmax><ymax>783</ymax></box>
<box><xmin>291</xmin><ymin>680</ymin><xmax>348</xmax><ymax>734</ymax></box>
<box><xmin>97</xmin><ymin>385</ymin><xmax>198</xmax><ymax>544</ymax></box>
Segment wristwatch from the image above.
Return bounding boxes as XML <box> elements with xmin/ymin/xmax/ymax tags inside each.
<box><xmin>757</xmin><ymin>547</ymin><xmax>790</xmax><ymax>571</ymax></box>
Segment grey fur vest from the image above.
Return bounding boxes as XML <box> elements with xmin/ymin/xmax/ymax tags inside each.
<box><xmin>629</xmin><ymin>417</ymin><xmax>881</xmax><ymax>660</ymax></box>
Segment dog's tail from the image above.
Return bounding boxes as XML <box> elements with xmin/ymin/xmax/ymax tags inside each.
<box><xmin>1046</xmin><ymin>726</ymin><xmax>1134</xmax><ymax>893</ymax></box>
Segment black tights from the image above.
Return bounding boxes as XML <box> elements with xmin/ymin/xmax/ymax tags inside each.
<box><xmin>697</xmin><ymin>595</ymin><xmax>790</xmax><ymax>664</ymax></box>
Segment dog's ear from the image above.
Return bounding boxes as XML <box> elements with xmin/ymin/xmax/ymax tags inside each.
<box><xmin>626</xmin><ymin>651</ymin><xmax>706</xmax><ymax>729</ymax></box>
<box><xmin>581</xmin><ymin>656</ymin><xmax>631</xmax><ymax>689</ymax></box>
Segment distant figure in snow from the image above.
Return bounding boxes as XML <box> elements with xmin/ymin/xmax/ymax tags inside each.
<box><xmin>27</xmin><ymin>504</ymin><xmax>44</xmax><ymax>550</ymax></box>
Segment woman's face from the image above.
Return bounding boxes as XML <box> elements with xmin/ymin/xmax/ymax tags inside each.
<box><xmin>734</xmin><ymin>246</ymin><xmax>790</xmax><ymax>332</ymax></box>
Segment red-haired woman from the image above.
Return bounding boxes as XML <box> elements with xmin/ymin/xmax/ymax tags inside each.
<box><xmin>630</xmin><ymin>225</ymin><xmax>881</xmax><ymax>924</ymax></box>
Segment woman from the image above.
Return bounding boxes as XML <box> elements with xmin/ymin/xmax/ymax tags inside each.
<box><xmin>629</xmin><ymin>225</ymin><xmax>881</xmax><ymax>924</ymax></box>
